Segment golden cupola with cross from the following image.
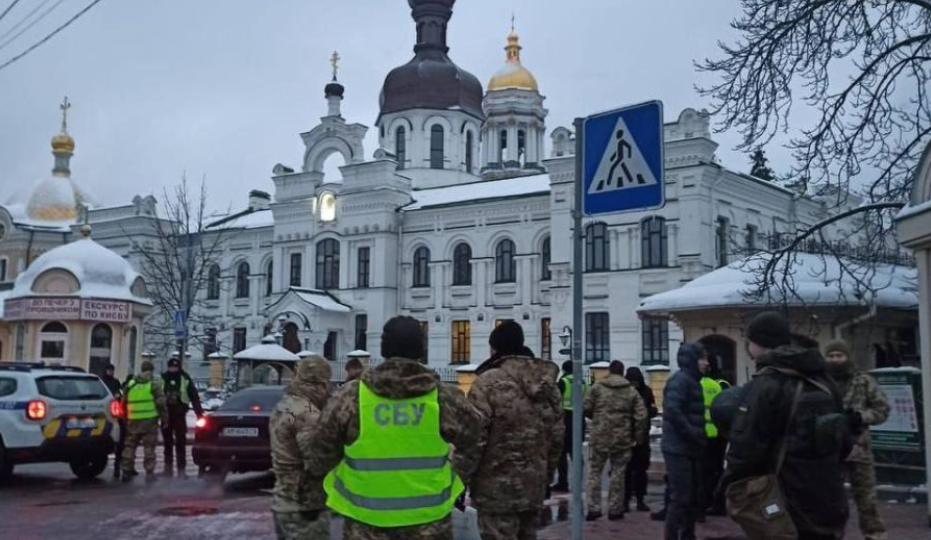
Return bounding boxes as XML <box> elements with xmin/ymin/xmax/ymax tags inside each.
<box><xmin>25</xmin><ymin>98</ymin><xmax>97</xmax><ymax>222</ymax></box>
<box><xmin>487</xmin><ymin>25</ymin><xmax>539</xmax><ymax>92</ymax></box>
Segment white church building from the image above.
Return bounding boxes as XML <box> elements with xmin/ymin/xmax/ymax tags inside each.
<box><xmin>0</xmin><ymin>0</ymin><xmax>859</xmax><ymax>379</ymax></box>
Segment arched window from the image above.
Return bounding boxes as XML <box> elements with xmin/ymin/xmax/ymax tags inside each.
<box><xmin>541</xmin><ymin>236</ymin><xmax>552</xmax><ymax>281</ymax></box>
<box><xmin>236</xmin><ymin>262</ymin><xmax>251</xmax><ymax>298</ymax></box>
<box><xmin>495</xmin><ymin>239</ymin><xmax>517</xmax><ymax>283</ymax></box>
<box><xmin>465</xmin><ymin>131</ymin><xmax>474</xmax><ymax>174</ymax></box>
<box><xmin>641</xmin><ymin>217</ymin><xmax>668</xmax><ymax>268</ymax></box>
<box><xmin>39</xmin><ymin>322</ymin><xmax>68</xmax><ymax>362</ymax></box>
<box><xmin>413</xmin><ymin>246</ymin><xmax>431</xmax><ymax>288</ymax></box>
<box><xmin>518</xmin><ymin>129</ymin><xmax>527</xmax><ymax>165</ymax></box>
<box><xmin>265</xmin><ymin>260</ymin><xmax>274</xmax><ymax>297</ymax></box>
<box><xmin>89</xmin><ymin>324</ymin><xmax>113</xmax><ymax>377</ymax></box>
<box><xmin>316</xmin><ymin>239</ymin><xmax>341</xmax><ymax>290</ymax></box>
<box><xmin>430</xmin><ymin>125</ymin><xmax>444</xmax><ymax>169</ymax></box>
<box><xmin>396</xmin><ymin>126</ymin><xmax>407</xmax><ymax>170</ymax></box>
<box><xmin>453</xmin><ymin>243</ymin><xmax>472</xmax><ymax>286</ymax></box>
<box><xmin>586</xmin><ymin>222</ymin><xmax>609</xmax><ymax>272</ymax></box>
<box><xmin>206</xmin><ymin>264</ymin><xmax>221</xmax><ymax>300</ymax></box>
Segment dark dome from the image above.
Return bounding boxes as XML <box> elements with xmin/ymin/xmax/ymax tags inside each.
<box><xmin>379</xmin><ymin>52</ymin><xmax>484</xmax><ymax>120</ymax></box>
<box><xmin>325</xmin><ymin>81</ymin><xmax>345</xmax><ymax>99</ymax></box>
<box><xmin>378</xmin><ymin>0</ymin><xmax>484</xmax><ymax>122</ymax></box>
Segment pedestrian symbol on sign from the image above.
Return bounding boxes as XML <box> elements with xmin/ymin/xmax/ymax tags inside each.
<box><xmin>589</xmin><ymin>121</ymin><xmax>658</xmax><ymax>195</ymax></box>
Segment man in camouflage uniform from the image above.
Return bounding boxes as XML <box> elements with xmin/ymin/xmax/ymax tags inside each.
<box><xmin>270</xmin><ymin>356</ymin><xmax>332</xmax><ymax>540</ymax></box>
<box><xmin>468</xmin><ymin>321</ymin><xmax>564</xmax><ymax>540</ymax></box>
<box><xmin>825</xmin><ymin>339</ymin><xmax>890</xmax><ymax>540</ymax></box>
<box><xmin>307</xmin><ymin>316</ymin><xmax>481</xmax><ymax>540</ymax></box>
<box><xmin>121</xmin><ymin>360</ymin><xmax>167</xmax><ymax>482</ymax></box>
<box><xmin>584</xmin><ymin>360</ymin><xmax>648</xmax><ymax>521</ymax></box>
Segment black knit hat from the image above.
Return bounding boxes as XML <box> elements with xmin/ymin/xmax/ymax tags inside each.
<box><xmin>167</xmin><ymin>357</ymin><xmax>181</xmax><ymax>368</ymax></box>
<box><xmin>746</xmin><ymin>311</ymin><xmax>791</xmax><ymax>349</ymax></box>
<box><xmin>381</xmin><ymin>316</ymin><xmax>425</xmax><ymax>361</ymax></box>
<box><xmin>489</xmin><ymin>321</ymin><xmax>525</xmax><ymax>355</ymax></box>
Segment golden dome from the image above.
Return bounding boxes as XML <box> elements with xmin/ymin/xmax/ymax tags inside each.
<box><xmin>487</xmin><ymin>29</ymin><xmax>539</xmax><ymax>92</ymax></box>
<box><xmin>51</xmin><ymin>132</ymin><xmax>75</xmax><ymax>154</ymax></box>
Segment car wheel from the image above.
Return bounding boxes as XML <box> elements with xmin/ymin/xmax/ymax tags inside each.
<box><xmin>70</xmin><ymin>454</ymin><xmax>108</xmax><ymax>480</ymax></box>
<box><xmin>0</xmin><ymin>444</ymin><xmax>13</xmax><ymax>482</ymax></box>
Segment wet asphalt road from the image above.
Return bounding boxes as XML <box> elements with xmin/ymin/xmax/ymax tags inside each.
<box><xmin>0</xmin><ymin>463</ymin><xmax>487</xmax><ymax>540</ymax></box>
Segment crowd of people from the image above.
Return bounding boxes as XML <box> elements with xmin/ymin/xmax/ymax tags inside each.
<box><xmin>115</xmin><ymin>311</ymin><xmax>891</xmax><ymax>540</ymax></box>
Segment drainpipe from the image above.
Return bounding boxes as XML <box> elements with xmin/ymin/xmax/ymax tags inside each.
<box><xmin>397</xmin><ymin>209</ymin><xmax>404</xmax><ymax>313</ymax></box>
<box><xmin>25</xmin><ymin>230</ymin><xmax>35</xmax><ymax>268</ymax></box>
<box><xmin>833</xmin><ymin>305</ymin><xmax>879</xmax><ymax>339</ymax></box>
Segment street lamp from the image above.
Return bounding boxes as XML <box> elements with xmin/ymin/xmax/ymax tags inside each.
<box><xmin>558</xmin><ymin>326</ymin><xmax>573</xmax><ymax>357</ymax></box>
<box><xmin>274</xmin><ymin>315</ymin><xmax>287</xmax><ymax>346</ymax></box>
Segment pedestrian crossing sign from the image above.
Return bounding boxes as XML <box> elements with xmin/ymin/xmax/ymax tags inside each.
<box><xmin>582</xmin><ymin>101</ymin><xmax>664</xmax><ymax>215</ymax></box>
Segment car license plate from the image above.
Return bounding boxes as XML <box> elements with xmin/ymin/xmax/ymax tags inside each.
<box><xmin>66</xmin><ymin>417</ymin><xmax>97</xmax><ymax>429</ymax></box>
<box><xmin>222</xmin><ymin>427</ymin><xmax>258</xmax><ymax>438</ymax></box>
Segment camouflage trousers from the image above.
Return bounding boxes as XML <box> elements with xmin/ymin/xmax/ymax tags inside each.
<box><xmin>273</xmin><ymin>510</ymin><xmax>330</xmax><ymax>540</ymax></box>
<box><xmin>477</xmin><ymin>510</ymin><xmax>539</xmax><ymax>540</ymax></box>
<box><xmin>121</xmin><ymin>419</ymin><xmax>159</xmax><ymax>475</ymax></box>
<box><xmin>586</xmin><ymin>447</ymin><xmax>631</xmax><ymax>515</ymax></box>
<box><xmin>343</xmin><ymin>515</ymin><xmax>452</xmax><ymax>540</ymax></box>
<box><xmin>847</xmin><ymin>462</ymin><xmax>887</xmax><ymax>540</ymax></box>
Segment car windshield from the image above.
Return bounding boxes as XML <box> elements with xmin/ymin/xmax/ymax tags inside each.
<box><xmin>36</xmin><ymin>376</ymin><xmax>110</xmax><ymax>401</ymax></box>
<box><xmin>219</xmin><ymin>388</ymin><xmax>284</xmax><ymax>412</ymax></box>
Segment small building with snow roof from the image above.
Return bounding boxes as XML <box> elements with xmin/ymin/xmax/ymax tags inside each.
<box><xmin>0</xmin><ymin>226</ymin><xmax>152</xmax><ymax>379</ymax></box>
<box><xmin>638</xmin><ymin>252</ymin><xmax>919</xmax><ymax>384</ymax></box>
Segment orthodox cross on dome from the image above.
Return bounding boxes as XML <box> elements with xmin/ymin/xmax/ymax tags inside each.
<box><xmin>506</xmin><ymin>16</ymin><xmax>522</xmax><ymax>62</ymax></box>
<box><xmin>511</xmin><ymin>12</ymin><xmax>516</xmax><ymax>33</ymax></box>
<box><xmin>330</xmin><ymin>51</ymin><xmax>341</xmax><ymax>81</ymax></box>
<box><xmin>60</xmin><ymin>96</ymin><xmax>71</xmax><ymax>133</ymax></box>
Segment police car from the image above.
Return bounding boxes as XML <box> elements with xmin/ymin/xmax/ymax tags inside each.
<box><xmin>0</xmin><ymin>363</ymin><xmax>121</xmax><ymax>481</ymax></box>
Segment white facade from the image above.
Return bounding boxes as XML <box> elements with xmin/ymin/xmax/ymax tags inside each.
<box><xmin>0</xmin><ymin>2</ymin><xmax>860</xmax><ymax>375</ymax></box>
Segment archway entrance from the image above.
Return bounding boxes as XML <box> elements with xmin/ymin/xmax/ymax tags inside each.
<box><xmin>699</xmin><ymin>335</ymin><xmax>737</xmax><ymax>385</ymax></box>
<box><xmin>282</xmin><ymin>323</ymin><xmax>300</xmax><ymax>354</ymax></box>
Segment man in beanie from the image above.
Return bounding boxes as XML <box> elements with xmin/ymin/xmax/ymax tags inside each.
<box><xmin>824</xmin><ymin>339</ymin><xmax>890</xmax><ymax>540</ymax></box>
<box><xmin>467</xmin><ymin>321</ymin><xmax>564</xmax><ymax>540</ymax></box>
<box><xmin>308</xmin><ymin>316</ymin><xmax>481</xmax><ymax>540</ymax></box>
<box><xmin>160</xmin><ymin>355</ymin><xmax>204</xmax><ymax>478</ymax></box>
<box><xmin>724</xmin><ymin>311</ymin><xmax>850</xmax><ymax>540</ymax></box>
<box><xmin>271</xmin><ymin>356</ymin><xmax>332</xmax><ymax>540</ymax></box>
<box><xmin>121</xmin><ymin>360</ymin><xmax>167</xmax><ymax>482</ymax></box>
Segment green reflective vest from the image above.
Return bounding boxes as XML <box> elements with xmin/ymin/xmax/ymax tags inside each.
<box><xmin>324</xmin><ymin>383</ymin><xmax>463</xmax><ymax>528</ymax></box>
<box><xmin>701</xmin><ymin>377</ymin><xmax>723</xmax><ymax>439</ymax></box>
<box><xmin>164</xmin><ymin>373</ymin><xmax>190</xmax><ymax>406</ymax></box>
<box><xmin>560</xmin><ymin>374</ymin><xmax>589</xmax><ymax>411</ymax></box>
<box><xmin>126</xmin><ymin>380</ymin><xmax>158</xmax><ymax>421</ymax></box>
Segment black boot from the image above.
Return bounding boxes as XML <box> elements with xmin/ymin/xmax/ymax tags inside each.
<box><xmin>585</xmin><ymin>511</ymin><xmax>602</xmax><ymax>521</ymax></box>
<box><xmin>650</xmin><ymin>507</ymin><xmax>666</xmax><ymax>521</ymax></box>
<box><xmin>637</xmin><ymin>498</ymin><xmax>651</xmax><ymax>512</ymax></box>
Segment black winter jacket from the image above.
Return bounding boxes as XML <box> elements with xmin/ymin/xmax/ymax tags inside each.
<box><xmin>660</xmin><ymin>343</ymin><xmax>706</xmax><ymax>457</ymax></box>
<box><xmin>724</xmin><ymin>346</ymin><xmax>849</xmax><ymax>536</ymax></box>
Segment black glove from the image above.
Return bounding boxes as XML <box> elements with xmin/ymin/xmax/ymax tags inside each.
<box><xmin>454</xmin><ymin>492</ymin><xmax>467</xmax><ymax>512</ymax></box>
<box><xmin>845</xmin><ymin>410</ymin><xmax>865</xmax><ymax>434</ymax></box>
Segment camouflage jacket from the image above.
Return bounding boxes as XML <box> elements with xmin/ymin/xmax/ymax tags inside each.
<box><xmin>305</xmin><ymin>358</ymin><xmax>483</xmax><ymax>485</ymax></box>
<box><xmin>468</xmin><ymin>355</ymin><xmax>564</xmax><ymax>514</ymax></box>
<box><xmin>270</xmin><ymin>379</ymin><xmax>328</xmax><ymax>512</ymax></box>
<box><xmin>584</xmin><ymin>373</ymin><xmax>649</xmax><ymax>452</ymax></box>
<box><xmin>837</xmin><ymin>369</ymin><xmax>890</xmax><ymax>463</ymax></box>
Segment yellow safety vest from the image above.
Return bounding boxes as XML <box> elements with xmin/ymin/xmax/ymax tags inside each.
<box><xmin>561</xmin><ymin>374</ymin><xmax>589</xmax><ymax>411</ymax></box>
<box><xmin>324</xmin><ymin>383</ymin><xmax>463</xmax><ymax>528</ymax></box>
<box><xmin>126</xmin><ymin>380</ymin><xmax>158</xmax><ymax>421</ymax></box>
<box><xmin>701</xmin><ymin>377</ymin><xmax>723</xmax><ymax>439</ymax></box>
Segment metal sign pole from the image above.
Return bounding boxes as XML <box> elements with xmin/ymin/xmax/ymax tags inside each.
<box><xmin>571</xmin><ymin>117</ymin><xmax>585</xmax><ymax>540</ymax></box>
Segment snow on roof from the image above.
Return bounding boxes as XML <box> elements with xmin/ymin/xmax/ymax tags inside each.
<box><xmin>234</xmin><ymin>336</ymin><xmax>301</xmax><ymax>362</ymax></box>
<box><xmin>403</xmin><ymin>174</ymin><xmax>551</xmax><ymax>211</ymax></box>
<box><xmin>292</xmin><ymin>288</ymin><xmax>352</xmax><ymax>313</ymax></box>
<box><xmin>208</xmin><ymin>208</ymin><xmax>275</xmax><ymax>230</ymax></box>
<box><xmin>896</xmin><ymin>199</ymin><xmax>931</xmax><ymax>220</ymax></box>
<box><xmin>638</xmin><ymin>253</ymin><xmax>918</xmax><ymax>315</ymax></box>
<box><xmin>8</xmin><ymin>237</ymin><xmax>151</xmax><ymax>304</ymax></box>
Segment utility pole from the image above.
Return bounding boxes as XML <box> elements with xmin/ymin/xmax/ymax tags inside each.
<box><xmin>571</xmin><ymin>117</ymin><xmax>585</xmax><ymax>540</ymax></box>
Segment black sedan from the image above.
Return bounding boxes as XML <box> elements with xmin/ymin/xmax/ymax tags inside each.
<box><xmin>192</xmin><ymin>386</ymin><xmax>284</xmax><ymax>482</ymax></box>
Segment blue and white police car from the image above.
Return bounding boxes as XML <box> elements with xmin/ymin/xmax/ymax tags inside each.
<box><xmin>0</xmin><ymin>363</ymin><xmax>121</xmax><ymax>481</ymax></box>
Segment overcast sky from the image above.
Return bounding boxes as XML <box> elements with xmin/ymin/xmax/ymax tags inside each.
<box><xmin>0</xmin><ymin>0</ymin><xmax>783</xmax><ymax>210</ymax></box>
